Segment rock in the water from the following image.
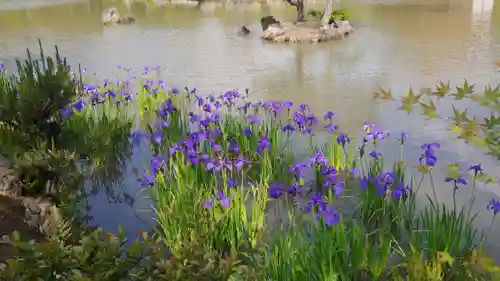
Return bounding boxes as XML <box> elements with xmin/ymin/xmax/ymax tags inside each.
<box><xmin>260</xmin><ymin>16</ymin><xmax>281</xmax><ymax>32</ymax></box>
<box><xmin>116</xmin><ymin>16</ymin><xmax>136</xmax><ymax>25</ymax></box>
<box><xmin>336</xmin><ymin>20</ymin><xmax>354</xmax><ymax>37</ymax></box>
<box><xmin>262</xmin><ymin>20</ymin><xmax>355</xmax><ymax>44</ymax></box>
<box><xmin>237</xmin><ymin>25</ymin><xmax>251</xmax><ymax>36</ymax></box>
<box><xmin>262</xmin><ymin>25</ymin><xmax>285</xmax><ymax>39</ymax></box>
<box><xmin>102</xmin><ymin>7</ymin><xmax>136</xmax><ymax>26</ymax></box>
<box><xmin>102</xmin><ymin>7</ymin><xmax>121</xmax><ymax>25</ymax></box>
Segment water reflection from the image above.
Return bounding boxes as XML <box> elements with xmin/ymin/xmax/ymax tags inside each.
<box><xmin>0</xmin><ymin>0</ymin><xmax>499</xmax><ymax>258</ymax></box>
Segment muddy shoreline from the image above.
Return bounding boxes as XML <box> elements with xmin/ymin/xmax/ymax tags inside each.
<box><xmin>0</xmin><ymin>157</ymin><xmax>61</xmax><ymax>263</ymax></box>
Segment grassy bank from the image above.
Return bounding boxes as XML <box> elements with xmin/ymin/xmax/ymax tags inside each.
<box><xmin>0</xmin><ymin>46</ymin><xmax>500</xmax><ymax>280</ymax></box>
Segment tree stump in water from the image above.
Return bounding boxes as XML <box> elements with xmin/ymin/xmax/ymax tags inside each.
<box><xmin>260</xmin><ymin>17</ymin><xmax>354</xmax><ymax>44</ymax></box>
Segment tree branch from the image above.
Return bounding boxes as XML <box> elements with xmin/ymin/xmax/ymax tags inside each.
<box><xmin>285</xmin><ymin>0</ymin><xmax>298</xmax><ymax>7</ymax></box>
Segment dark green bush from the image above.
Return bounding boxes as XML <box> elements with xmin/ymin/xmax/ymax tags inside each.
<box><xmin>307</xmin><ymin>8</ymin><xmax>351</xmax><ymax>21</ymax></box>
<box><xmin>0</xmin><ymin>41</ymin><xmax>80</xmax><ymax>195</ymax></box>
<box><xmin>0</xmin><ymin>40</ymin><xmax>132</xmax><ymax>199</ymax></box>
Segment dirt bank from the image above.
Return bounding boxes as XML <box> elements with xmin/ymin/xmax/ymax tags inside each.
<box><xmin>0</xmin><ymin>195</ymin><xmax>47</xmax><ymax>263</ymax></box>
<box><xmin>0</xmin><ymin>157</ymin><xmax>58</xmax><ymax>264</ymax></box>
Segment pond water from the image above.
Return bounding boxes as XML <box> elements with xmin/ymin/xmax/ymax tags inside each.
<box><xmin>1</xmin><ymin>0</ymin><xmax>500</xmax><ymax>260</ymax></box>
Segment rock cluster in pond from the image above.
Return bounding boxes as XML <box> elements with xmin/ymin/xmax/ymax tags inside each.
<box><xmin>102</xmin><ymin>7</ymin><xmax>136</xmax><ymax>26</ymax></box>
<box><xmin>259</xmin><ymin>16</ymin><xmax>354</xmax><ymax>44</ymax></box>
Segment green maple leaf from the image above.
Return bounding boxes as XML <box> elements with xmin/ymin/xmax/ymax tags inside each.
<box><xmin>399</xmin><ymin>87</ymin><xmax>422</xmax><ymax>113</ymax></box>
<box><xmin>474</xmin><ymin>173</ymin><xmax>497</xmax><ymax>184</ymax></box>
<box><xmin>419</xmin><ymin>100</ymin><xmax>440</xmax><ymax>119</ymax></box>
<box><xmin>456</xmin><ymin>119</ymin><xmax>482</xmax><ymax>143</ymax></box>
<box><xmin>451</xmin><ymin>105</ymin><xmax>469</xmax><ymax>127</ymax></box>
<box><xmin>483</xmin><ymin>113</ymin><xmax>500</xmax><ymax>130</ymax></box>
<box><xmin>470</xmin><ymin>93</ymin><xmax>491</xmax><ymax>106</ymax></box>
<box><xmin>445</xmin><ymin>164</ymin><xmax>461</xmax><ymax>180</ymax></box>
<box><xmin>432</xmin><ymin>81</ymin><xmax>450</xmax><ymax>99</ymax></box>
<box><xmin>453</xmin><ymin>80</ymin><xmax>475</xmax><ymax>100</ymax></box>
<box><xmin>447</xmin><ymin>163</ymin><xmax>460</xmax><ymax>172</ymax></box>
<box><xmin>482</xmin><ymin>84</ymin><xmax>500</xmax><ymax>106</ymax></box>
<box><xmin>373</xmin><ymin>87</ymin><xmax>394</xmax><ymax>100</ymax></box>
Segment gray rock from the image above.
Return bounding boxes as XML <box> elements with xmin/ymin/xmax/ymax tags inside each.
<box><xmin>336</xmin><ymin>20</ymin><xmax>354</xmax><ymax>37</ymax></box>
<box><xmin>260</xmin><ymin>16</ymin><xmax>281</xmax><ymax>32</ymax></box>
<box><xmin>262</xmin><ymin>25</ymin><xmax>285</xmax><ymax>39</ymax></box>
<box><xmin>0</xmin><ymin>157</ymin><xmax>21</xmax><ymax>197</ymax></box>
<box><xmin>237</xmin><ymin>25</ymin><xmax>251</xmax><ymax>36</ymax></box>
<box><xmin>102</xmin><ymin>7</ymin><xmax>121</xmax><ymax>25</ymax></box>
<box><xmin>102</xmin><ymin>7</ymin><xmax>136</xmax><ymax>26</ymax></box>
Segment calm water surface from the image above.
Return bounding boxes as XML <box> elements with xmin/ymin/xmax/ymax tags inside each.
<box><xmin>1</xmin><ymin>0</ymin><xmax>500</xmax><ymax>259</ymax></box>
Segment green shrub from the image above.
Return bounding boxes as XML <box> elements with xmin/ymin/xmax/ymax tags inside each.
<box><xmin>0</xmin><ymin>41</ymin><xmax>80</xmax><ymax>196</ymax></box>
<box><xmin>330</xmin><ymin>9</ymin><xmax>350</xmax><ymax>21</ymax></box>
<box><xmin>0</xmin><ymin>40</ymin><xmax>133</xmax><ymax>199</ymax></box>
<box><xmin>307</xmin><ymin>8</ymin><xmax>351</xmax><ymax>21</ymax></box>
<box><xmin>0</xmin><ymin>219</ymin><xmax>252</xmax><ymax>281</ymax></box>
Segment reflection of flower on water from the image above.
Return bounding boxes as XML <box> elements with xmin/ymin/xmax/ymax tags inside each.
<box><xmin>123</xmin><ymin>192</ymin><xmax>135</xmax><ymax>206</ymax></box>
